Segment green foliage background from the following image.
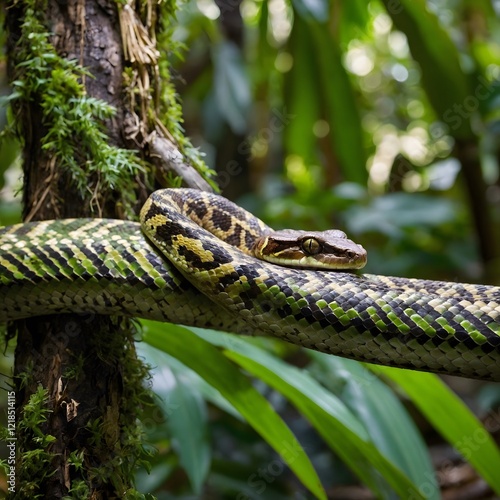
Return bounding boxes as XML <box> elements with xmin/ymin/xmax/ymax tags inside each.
<box><xmin>1</xmin><ymin>0</ymin><xmax>500</xmax><ymax>498</ymax></box>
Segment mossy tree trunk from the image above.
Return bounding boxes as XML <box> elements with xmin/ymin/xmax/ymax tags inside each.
<box><xmin>5</xmin><ymin>0</ymin><xmax>211</xmax><ymax>494</ymax></box>
<box><xmin>6</xmin><ymin>1</ymin><xmax>152</xmax><ymax>497</ymax></box>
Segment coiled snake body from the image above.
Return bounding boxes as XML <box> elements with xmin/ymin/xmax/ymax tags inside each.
<box><xmin>1</xmin><ymin>189</ymin><xmax>499</xmax><ymax>380</ymax></box>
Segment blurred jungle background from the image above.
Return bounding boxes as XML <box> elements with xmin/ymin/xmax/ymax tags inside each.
<box><xmin>1</xmin><ymin>0</ymin><xmax>500</xmax><ymax>498</ymax></box>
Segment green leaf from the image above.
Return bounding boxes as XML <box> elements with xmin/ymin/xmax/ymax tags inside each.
<box><xmin>337</xmin><ymin>0</ymin><xmax>372</xmax><ymax>44</ymax></box>
<box><xmin>140</xmin><ymin>342</ymin><xmax>242</xmax><ymax>418</ymax></box>
<box><xmin>347</xmin><ymin>192</ymin><xmax>458</xmax><ymax>238</ymax></box>
<box><xmin>309</xmin><ymin>355</ymin><xmax>439</xmax><ymax>500</ymax></box>
<box><xmin>309</xmin><ymin>23</ymin><xmax>368</xmax><ymax>184</ymax></box>
<box><xmin>284</xmin><ymin>15</ymin><xmax>320</xmax><ymax>165</ymax></box>
<box><xmin>168</xmin><ymin>381</ymin><xmax>209</xmax><ymax>493</ymax></box>
<box><xmin>292</xmin><ymin>0</ymin><xmax>329</xmax><ymax>22</ymax></box>
<box><xmin>135</xmin><ymin>460</ymin><xmax>176</xmax><ymax>495</ymax></box>
<box><xmin>285</xmin><ymin>14</ymin><xmax>367</xmax><ymax>185</ymax></box>
<box><xmin>380</xmin><ymin>0</ymin><xmax>474</xmax><ymax>138</ymax></box>
<box><xmin>142</xmin><ymin>321</ymin><xmax>326</xmax><ymax>500</ymax></box>
<box><xmin>212</xmin><ymin>41</ymin><xmax>251</xmax><ymax>134</ymax></box>
<box><xmin>194</xmin><ymin>329</ymin><xmax>425</xmax><ymax>499</ymax></box>
<box><xmin>369</xmin><ymin>366</ymin><xmax>500</xmax><ymax>496</ymax></box>
<box><xmin>0</xmin><ymin>137</ymin><xmax>20</xmax><ymax>191</ymax></box>
<box><xmin>154</xmin><ymin>368</ymin><xmax>210</xmax><ymax>494</ymax></box>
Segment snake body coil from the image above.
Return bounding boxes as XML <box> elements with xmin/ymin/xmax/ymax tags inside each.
<box><xmin>1</xmin><ymin>188</ymin><xmax>500</xmax><ymax>380</ymax></box>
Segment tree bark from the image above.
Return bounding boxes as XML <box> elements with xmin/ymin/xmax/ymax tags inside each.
<box><xmin>6</xmin><ymin>1</ymin><xmax>142</xmax><ymax>496</ymax></box>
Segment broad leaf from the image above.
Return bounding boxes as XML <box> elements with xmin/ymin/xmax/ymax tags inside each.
<box><xmin>194</xmin><ymin>328</ymin><xmax>425</xmax><ymax>499</ymax></box>
<box><xmin>370</xmin><ymin>366</ymin><xmax>500</xmax><ymax>496</ymax></box>
<box><xmin>142</xmin><ymin>321</ymin><xmax>326</xmax><ymax>500</ymax></box>
<box><xmin>138</xmin><ymin>344</ymin><xmax>212</xmax><ymax>493</ymax></box>
<box><xmin>381</xmin><ymin>0</ymin><xmax>473</xmax><ymax>138</ymax></box>
<box><xmin>212</xmin><ymin>41</ymin><xmax>251</xmax><ymax>134</ymax></box>
<box><xmin>310</xmin><ymin>23</ymin><xmax>368</xmax><ymax>184</ymax></box>
<box><xmin>284</xmin><ymin>15</ymin><xmax>320</xmax><ymax>165</ymax></box>
<box><xmin>309</xmin><ymin>354</ymin><xmax>439</xmax><ymax>499</ymax></box>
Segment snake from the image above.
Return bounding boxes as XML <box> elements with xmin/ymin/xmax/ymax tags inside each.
<box><xmin>1</xmin><ymin>188</ymin><xmax>499</xmax><ymax>381</ymax></box>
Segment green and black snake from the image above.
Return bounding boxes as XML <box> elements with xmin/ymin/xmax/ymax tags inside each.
<box><xmin>1</xmin><ymin>188</ymin><xmax>499</xmax><ymax>380</ymax></box>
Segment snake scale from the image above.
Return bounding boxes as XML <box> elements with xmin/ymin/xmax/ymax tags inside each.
<box><xmin>1</xmin><ymin>188</ymin><xmax>499</xmax><ymax>380</ymax></box>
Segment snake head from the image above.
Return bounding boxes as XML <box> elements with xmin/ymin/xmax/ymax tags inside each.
<box><xmin>252</xmin><ymin>229</ymin><xmax>367</xmax><ymax>270</ymax></box>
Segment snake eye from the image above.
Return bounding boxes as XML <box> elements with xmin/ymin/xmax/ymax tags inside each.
<box><xmin>301</xmin><ymin>238</ymin><xmax>321</xmax><ymax>255</ymax></box>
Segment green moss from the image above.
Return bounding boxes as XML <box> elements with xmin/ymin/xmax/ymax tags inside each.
<box><xmin>15</xmin><ymin>358</ymin><xmax>34</xmax><ymax>389</ymax></box>
<box><xmin>0</xmin><ymin>386</ymin><xmax>57</xmax><ymax>498</ymax></box>
<box><xmin>4</xmin><ymin>1</ymin><xmax>144</xmax><ymax>215</ymax></box>
<box><xmin>63</xmin><ymin>480</ymin><xmax>90</xmax><ymax>499</ymax></box>
<box><xmin>3</xmin><ymin>0</ymin><xmax>217</xmax><ymax>213</ymax></box>
<box><xmin>84</xmin><ymin>319</ymin><xmax>156</xmax><ymax>497</ymax></box>
<box><xmin>62</xmin><ymin>354</ymin><xmax>85</xmax><ymax>381</ymax></box>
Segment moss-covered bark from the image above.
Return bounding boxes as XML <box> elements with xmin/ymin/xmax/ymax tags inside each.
<box><xmin>3</xmin><ymin>0</ymin><xmax>183</xmax><ymax>496</ymax></box>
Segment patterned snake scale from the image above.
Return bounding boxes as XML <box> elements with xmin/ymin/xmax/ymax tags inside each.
<box><xmin>1</xmin><ymin>189</ymin><xmax>499</xmax><ymax>380</ymax></box>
